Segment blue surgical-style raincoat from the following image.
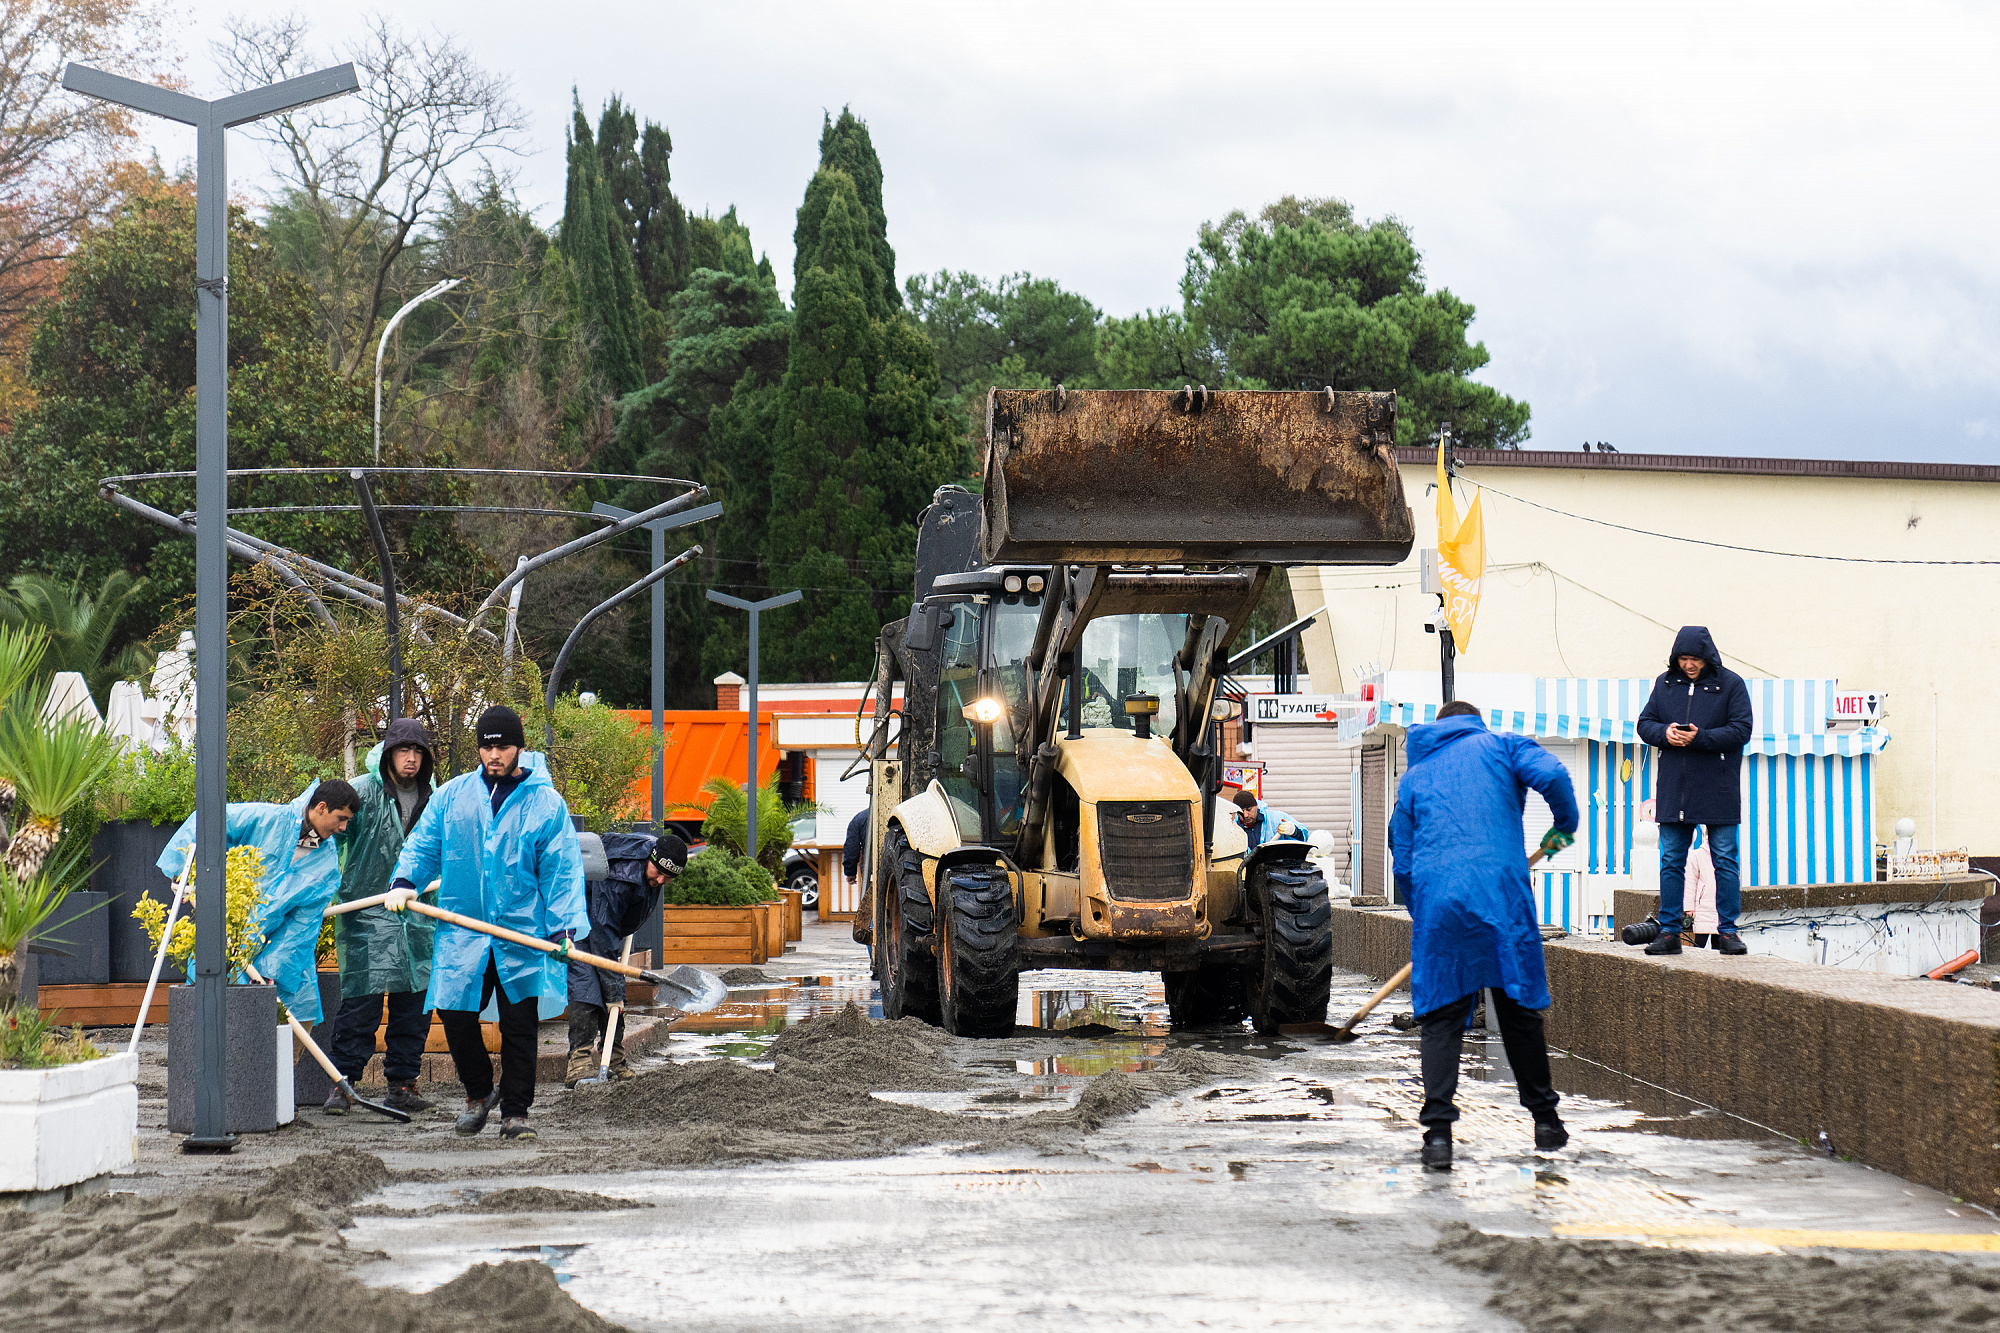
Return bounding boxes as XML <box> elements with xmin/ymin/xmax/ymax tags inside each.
<box><xmin>156</xmin><ymin>787</ymin><xmax>343</xmax><ymax>1026</ymax></box>
<box><xmin>1388</xmin><ymin>713</ymin><xmax>1578</xmax><ymax>1015</ymax></box>
<box><xmin>1243</xmin><ymin>802</ymin><xmax>1309</xmax><ymax>852</ymax></box>
<box><xmin>391</xmin><ymin>750</ymin><xmax>588</xmax><ymax>1017</ymax></box>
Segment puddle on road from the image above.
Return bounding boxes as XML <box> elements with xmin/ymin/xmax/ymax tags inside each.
<box><xmin>494</xmin><ymin>1243</ymin><xmax>588</xmax><ymax>1286</ymax></box>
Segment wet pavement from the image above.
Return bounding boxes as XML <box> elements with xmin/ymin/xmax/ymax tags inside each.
<box><xmin>308</xmin><ymin>922</ymin><xmax>2000</xmax><ymax>1331</ymax></box>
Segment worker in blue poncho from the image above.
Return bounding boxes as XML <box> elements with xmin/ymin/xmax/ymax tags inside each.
<box><xmin>1388</xmin><ymin>700</ymin><xmax>1578</xmax><ymax>1172</ymax></box>
<box><xmin>386</xmin><ymin>705</ymin><xmax>586</xmax><ymax>1142</ymax></box>
<box><xmin>156</xmin><ymin>779</ymin><xmax>361</xmax><ymax>1028</ymax></box>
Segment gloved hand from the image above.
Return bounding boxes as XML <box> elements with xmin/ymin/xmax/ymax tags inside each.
<box><xmin>384</xmin><ymin>885</ymin><xmax>419</xmax><ymax>912</ymax></box>
<box><xmin>1538</xmin><ymin>828</ymin><xmax>1576</xmax><ymax>856</ymax></box>
<box><xmin>548</xmin><ymin>928</ymin><xmax>576</xmax><ymax>959</ymax></box>
<box><xmin>1275</xmin><ymin>820</ymin><xmax>1297</xmax><ymax>838</ymax></box>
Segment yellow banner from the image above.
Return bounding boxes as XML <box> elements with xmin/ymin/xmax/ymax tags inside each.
<box><xmin>1435</xmin><ymin>444</ymin><xmax>1484</xmax><ymax>650</ymax></box>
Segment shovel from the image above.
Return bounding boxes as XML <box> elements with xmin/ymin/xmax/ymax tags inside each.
<box><xmin>1282</xmin><ymin>848</ymin><xmax>1551</xmax><ymax>1043</ymax></box>
<box><xmin>574</xmin><ymin>935</ymin><xmax>634</xmax><ymax>1088</ymax></box>
<box><xmin>241</xmin><ymin>960</ymin><xmax>411</xmax><ymax>1123</ymax></box>
<box><xmin>384</xmin><ymin>898</ymin><xmax>728</xmax><ymax>1016</ymax></box>
<box><xmin>128</xmin><ymin>862</ymin><xmax>193</xmax><ymax>1057</ymax></box>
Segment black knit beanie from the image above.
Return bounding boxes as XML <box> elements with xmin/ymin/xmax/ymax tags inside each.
<box><xmin>475</xmin><ymin>705</ymin><xmax>526</xmax><ymax>749</ymax></box>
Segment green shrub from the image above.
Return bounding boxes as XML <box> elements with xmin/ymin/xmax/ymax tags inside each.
<box><xmin>734</xmin><ymin>855</ymin><xmax>780</xmax><ymax>901</ymax></box>
<box><xmin>96</xmin><ymin>739</ymin><xmax>197</xmax><ymax>825</ymax></box>
<box><xmin>666</xmin><ymin>848</ymin><xmax>760</xmax><ymax>906</ymax></box>
<box><xmin>545</xmin><ymin>694</ymin><xmax>654</xmax><ymax>833</ymax></box>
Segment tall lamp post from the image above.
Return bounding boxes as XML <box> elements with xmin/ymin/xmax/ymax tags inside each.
<box><xmin>705</xmin><ymin>589</ymin><xmax>801</xmax><ymax>859</ymax></box>
<box><xmin>61</xmin><ymin>60</ymin><xmax>361</xmax><ymax>1153</ymax></box>
<box><xmin>375</xmin><ymin>277</ymin><xmax>462</xmax><ymax>463</ymax></box>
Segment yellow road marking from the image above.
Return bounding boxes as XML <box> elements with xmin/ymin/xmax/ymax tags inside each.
<box><xmin>1553</xmin><ymin>1223</ymin><xmax>2000</xmax><ymax>1253</ymax></box>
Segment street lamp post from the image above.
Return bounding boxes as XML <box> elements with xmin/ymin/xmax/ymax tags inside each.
<box><xmin>375</xmin><ymin>277</ymin><xmax>462</xmax><ymax>464</ymax></box>
<box><xmin>705</xmin><ymin>589</ymin><xmax>801</xmax><ymax>860</ymax></box>
<box><xmin>61</xmin><ymin>60</ymin><xmax>361</xmax><ymax>1153</ymax></box>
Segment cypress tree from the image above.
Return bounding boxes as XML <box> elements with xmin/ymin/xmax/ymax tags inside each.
<box><xmin>764</xmin><ymin>112</ymin><xmax>957</xmax><ymax>682</ymax></box>
<box><xmin>558</xmin><ymin>96</ymin><xmax>645</xmax><ymax>395</ymax></box>
<box><xmin>597</xmin><ymin>96</ymin><xmax>691</xmax><ymax>309</ymax></box>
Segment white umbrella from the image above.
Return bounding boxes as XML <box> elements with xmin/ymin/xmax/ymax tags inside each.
<box><xmin>104</xmin><ymin>679</ymin><xmax>155</xmax><ymax>750</ymax></box>
<box><xmin>40</xmin><ymin>671</ymin><xmax>103</xmax><ymax>728</ymax></box>
<box><xmin>151</xmin><ymin>631</ymin><xmax>195</xmax><ymax>744</ymax></box>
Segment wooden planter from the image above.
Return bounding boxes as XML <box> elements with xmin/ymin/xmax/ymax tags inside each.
<box><xmin>660</xmin><ymin>905</ymin><xmax>766</xmax><ymax>966</ymax></box>
<box><xmin>779</xmin><ymin>890</ymin><xmax>804</xmax><ymax>942</ymax></box>
<box><xmin>753</xmin><ymin>900</ymin><xmax>785</xmax><ymax>959</ymax></box>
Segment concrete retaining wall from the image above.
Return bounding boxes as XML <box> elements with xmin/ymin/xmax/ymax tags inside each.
<box><xmin>1328</xmin><ymin>902</ymin><xmax>2000</xmax><ymax>1204</ymax></box>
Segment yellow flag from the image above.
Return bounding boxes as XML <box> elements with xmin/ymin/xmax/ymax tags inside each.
<box><xmin>1435</xmin><ymin>443</ymin><xmax>1484</xmax><ymax>650</ymax></box>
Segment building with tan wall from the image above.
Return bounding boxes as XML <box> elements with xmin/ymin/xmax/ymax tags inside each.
<box><xmin>1290</xmin><ymin>447</ymin><xmax>2000</xmax><ymax>856</ymax></box>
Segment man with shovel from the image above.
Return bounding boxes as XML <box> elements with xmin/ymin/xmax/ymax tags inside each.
<box><xmin>386</xmin><ymin>705</ymin><xmax>587</xmax><ymax>1142</ymax></box>
<box><xmin>1389</xmin><ymin>700</ymin><xmax>1578</xmax><ymax>1171</ymax></box>
<box><xmin>565</xmin><ymin>832</ymin><xmax>687</xmax><ymax>1086</ymax></box>
<box><xmin>323</xmin><ymin>718</ymin><xmax>438</xmax><ymax>1117</ymax></box>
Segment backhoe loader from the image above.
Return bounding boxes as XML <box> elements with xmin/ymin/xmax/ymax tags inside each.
<box><xmin>853</xmin><ymin>387</ymin><xmax>1414</xmax><ymax>1036</ymax></box>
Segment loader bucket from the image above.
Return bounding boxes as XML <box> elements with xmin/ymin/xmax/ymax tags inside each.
<box><xmin>980</xmin><ymin>387</ymin><xmax>1415</xmax><ymax>566</ymax></box>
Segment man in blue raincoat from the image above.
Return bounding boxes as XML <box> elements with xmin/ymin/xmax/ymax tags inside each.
<box><xmin>387</xmin><ymin>705</ymin><xmax>586</xmax><ymax>1142</ymax></box>
<box><xmin>1389</xmin><ymin>700</ymin><xmax>1578</xmax><ymax>1171</ymax></box>
<box><xmin>1231</xmin><ymin>788</ymin><xmax>1310</xmax><ymax>851</ymax></box>
<box><xmin>156</xmin><ymin>780</ymin><xmax>362</xmax><ymax>1028</ymax></box>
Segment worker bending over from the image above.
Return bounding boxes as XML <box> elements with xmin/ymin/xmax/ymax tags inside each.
<box><xmin>565</xmin><ymin>832</ymin><xmax>686</xmax><ymax>1085</ymax></box>
<box><xmin>1388</xmin><ymin>700</ymin><xmax>1577</xmax><ymax>1171</ymax></box>
<box><xmin>157</xmin><ymin>780</ymin><xmax>359</xmax><ymax>1028</ymax></box>
<box><xmin>387</xmin><ymin>706</ymin><xmax>586</xmax><ymax>1142</ymax></box>
<box><xmin>325</xmin><ymin>718</ymin><xmax>438</xmax><ymax>1116</ymax></box>
<box><xmin>1231</xmin><ymin>788</ymin><xmax>1309</xmax><ymax>851</ymax></box>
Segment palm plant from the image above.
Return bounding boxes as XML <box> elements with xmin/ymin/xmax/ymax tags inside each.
<box><xmin>0</xmin><ymin>624</ymin><xmax>50</xmax><ymax>825</ymax></box>
<box><xmin>0</xmin><ymin>841</ymin><xmax>86</xmax><ymax>1011</ymax></box>
<box><xmin>696</xmin><ymin>776</ymin><xmax>820</xmax><ymax>871</ymax></box>
<box><xmin>0</xmin><ymin>708</ymin><xmax>115</xmax><ymax>879</ymax></box>
<box><xmin>0</xmin><ymin>570</ymin><xmax>151</xmax><ymax>706</ymax></box>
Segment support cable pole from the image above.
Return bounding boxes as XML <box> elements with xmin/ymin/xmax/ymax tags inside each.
<box><xmin>543</xmin><ymin>547</ymin><xmax>703</xmax><ymax>749</ymax></box>
<box><xmin>351</xmin><ymin>470</ymin><xmax>402</xmax><ymax>718</ymax></box>
<box><xmin>62</xmin><ymin>58</ymin><xmax>361</xmax><ymax>1155</ymax></box>
<box><xmin>707</xmin><ymin>590</ymin><xmax>802</xmax><ymax>860</ymax></box>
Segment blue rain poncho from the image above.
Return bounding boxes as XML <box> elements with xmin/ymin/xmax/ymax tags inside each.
<box><xmin>1388</xmin><ymin>713</ymin><xmax>1578</xmax><ymax>1015</ymax></box>
<box><xmin>1243</xmin><ymin>802</ymin><xmax>1309</xmax><ymax>851</ymax></box>
<box><xmin>156</xmin><ymin>787</ymin><xmax>344</xmax><ymax>1026</ymax></box>
<box><xmin>391</xmin><ymin>750</ymin><xmax>588</xmax><ymax>1017</ymax></box>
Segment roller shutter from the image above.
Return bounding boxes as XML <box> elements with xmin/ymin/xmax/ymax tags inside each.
<box><xmin>1521</xmin><ymin>740</ymin><xmax>1582</xmax><ymax>871</ymax></box>
<box><xmin>1359</xmin><ymin>744</ymin><xmax>1386</xmax><ymax>896</ymax></box>
<box><xmin>1254</xmin><ymin>725</ymin><xmax>1357</xmax><ymax>879</ymax></box>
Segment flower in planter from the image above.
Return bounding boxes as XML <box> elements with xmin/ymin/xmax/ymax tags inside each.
<box><xmin>132</xmin><ymin>844</ymin><xmax>268</xmax><ymax>977</ymax></box>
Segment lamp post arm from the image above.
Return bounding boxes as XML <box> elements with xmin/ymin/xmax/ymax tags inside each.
<box><xmin>375</xmin><ymin>277</ymin><xmax>463</xmax><ymax>463</ymax></box>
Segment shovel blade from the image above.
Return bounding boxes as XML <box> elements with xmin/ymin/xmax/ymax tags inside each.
<box><xmin>638</xmin><ymin>964</ymin><xmax>728</xmax><ymax>1015</ymax></box>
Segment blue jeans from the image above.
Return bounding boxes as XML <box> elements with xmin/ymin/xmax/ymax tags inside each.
<box><xmin>1657</xmin><ymin>822</ymin><xmax>1740</xmax><ymax>936</ymax></box>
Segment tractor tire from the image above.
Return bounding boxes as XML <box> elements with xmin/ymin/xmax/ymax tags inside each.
<box><xmin>936</xmin><ymin>862</ymin><xmax>1020</xmax><ymax>1038</ymax></box>
<box><xmin>1163</xmin><ymin>963</ymin><xmax>1253</xmax><ymax>1029</ymax></box>
<box><xmin>877</xmin><ymin>825</ymin><xmax>941</xmax><ymax>1024</ymax></box>
<box><xmin>1247</xmin><ymin>858</ymin><xmax>1333</xmax><ymax>1034</ymax></box>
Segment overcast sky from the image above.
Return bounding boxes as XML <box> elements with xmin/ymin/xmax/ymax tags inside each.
<box><xmin>138</xmin><ymin>0</ymin><xmax>2000</xmax><ymax>464</ymax></box>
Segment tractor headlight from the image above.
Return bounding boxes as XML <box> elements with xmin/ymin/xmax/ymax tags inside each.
<box><xmin>962</xmin><ymin>697</ymin><xmax>1005</xmax><ymax>724</ymax></box>
<box><xmin>1025</xmin><ymin>574</ymin><xmax>1045</xmax><ymax>593</ymax></box>
<box><xmin>1003</xmin><ymin>574</ymin><xmax>1023</xmax><ymax>594</ymax></box>
<box><xmin>1210</xmin><ymin>698</ymin><xmax>1241</xmax><ymax>721</ymax></box>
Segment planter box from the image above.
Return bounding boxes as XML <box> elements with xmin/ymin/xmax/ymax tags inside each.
<box><xmin>660</xmin><ymin>905</ymin><xmax>765</xmax><ymax>966</ymax></box>
<box><xmin>0</xmin><ymin>1051</ymin><xmax>137</xmax><ymax>1195</ymax></box>
<box><xmin>167</xmin><ymin>983</ymin><xmax>285</xmax><ymax>1134</ymax></box>
<box><xmin>755</xmin><ymin>900</ymin><xmax>785</xmax><ymax>958</ymax></box>
<box><xmin>33</xmin><ymin>890</ymin><xmax>111</xmax><ymax>986</ymax></box>
<box><xmin>779</xmin><ymin>890</ymin><xmax>804</xmax><ymax>942</ymax></box>
<box><xmin>92</xmin><ymin>820</ymin><xmax>183</xmax><ymax>984</ymax></box>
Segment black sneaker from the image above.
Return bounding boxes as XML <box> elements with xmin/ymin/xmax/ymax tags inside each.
<box><xmin>1535</xmin><ymin>1118</ymin><xmax>1570</xmax><ymax>1152</ymax></box>
<box><xmin>1644</xmin><ymin>932</ymin><xmax>1683</xmax><ymax>956</ymax></box>
<box><xmin>1715</xmin><ymin>934</ymin><xmax>1748</xmax><ymax>956</ymax></box>
<box><xmin>500</xmin><ymin>1116</ymin><xmax>537</xmax><ymax>1142</ymax></box>
<box><xmin>382</xmin><ymin>1083</ymin><xmax>435</xmax><ymax>1114</ymax></box>
<box><xmin>1420</xmin><ymin>1129</ymin><xmax>1452</xmax><ymax>1172</ymax></box>
<box><xmin>322</xmin><ymin>1086</ymin><xmax>353</xmax><ymax>1116</ymax></box>
<box><xmin>455</xmin><ymin>1088</ymin><xmax>501</xmax><ymax>1135</ymax></box>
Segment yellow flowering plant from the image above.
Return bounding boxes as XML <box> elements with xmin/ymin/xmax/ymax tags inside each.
<box><xmin>133</xmin><ymin>844</ymin><xmax>269</xmax><ymax>977</ymax></box>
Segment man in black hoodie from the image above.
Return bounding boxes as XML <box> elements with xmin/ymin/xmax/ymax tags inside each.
<box><xmin>1635</xmin><ymin>627</ymin><xmax>1755</xmax><ymax>956</ymax></box>
<box><xmin>325</xmin><ymin>717</ymin><xmax>438</xmax><ymax>1114</ymax></box>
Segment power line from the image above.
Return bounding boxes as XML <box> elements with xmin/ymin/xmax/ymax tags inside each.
<box><xmin>1469</xmin><ymin>477</ymin><xmax>2000</xmax><ymax>566</ymax></box>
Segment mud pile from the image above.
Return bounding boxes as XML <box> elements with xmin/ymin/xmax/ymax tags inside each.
<box><xmin>464</xmin><ymin>1187</ymin><xmax>649</xmax><ymax>1213</ymax></box>
<box><xmin>0</xmin><ymin>1153</ymin><xmax>623</xmax><ymax>1333</ymax></box>
<box><xmin>717</xmin><ymin>967</ymin><xmax>778</xmax><ymax>985</ymax></box>
<box><xmin>769</xmin><ymin>1002</ymin><xmax>969</xmax><ymax>1092</ymax></box>
<box><xmin>1437</xmin><ymin>1222</ymin><xmax>2000</xmax><ymax>1333</ymax></box>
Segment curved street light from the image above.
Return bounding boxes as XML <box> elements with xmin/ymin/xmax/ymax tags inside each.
<box><xmin>375</xmin><ymin>276</ymin><xmax>464</xmax><ymax>463</ymax></box>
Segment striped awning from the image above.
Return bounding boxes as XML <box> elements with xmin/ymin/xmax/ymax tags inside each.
<box><xmin>1348</xmin><ymin>676</ymin><xmax>1891</xmax><ymax>757</ymax></box>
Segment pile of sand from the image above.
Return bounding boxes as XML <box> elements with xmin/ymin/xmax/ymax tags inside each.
<box><xmin>1436</xmin><ymin>1222</ymin><xmax>2000</xmax><ymax>1333</ymax></box>
<box><xmin>0</xmin><ymin>1153</ymin><xmax>623</xmax><ymax>1333</ymax></box>
<box><xmin>769</xmin><ymin>1002</ymin><xmax>969</xmax><ymax>1092</ymax></box>
<box><xmin>463</xmin><ymin>1187</ymin><xmax>648</xmax><ymax>1213</ymax></box>
<box><xmin>717</xmin><ymin>967</ymin><xmax>778</xmax><ymax>985</ymax></box>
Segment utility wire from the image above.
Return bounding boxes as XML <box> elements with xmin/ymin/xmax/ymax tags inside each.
<box><xmin>1468</xmin><ymin>477</ymin><xmax>2000</xmax><ymax>566</ymax></box>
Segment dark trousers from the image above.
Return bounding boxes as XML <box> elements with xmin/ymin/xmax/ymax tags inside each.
<box><xmin>329</xmin><ymin>990</ymin><xmax>430</xmax><ymax>1085</ymax></box>
<box><xmin>436</xmin><ymin>957</ymin><xmax>539</xmax><ymax>1119</ymax></box>
<box><xmin>567</xmin><ymin>1002</ymin><xmax>623</xmax><ymax>1056</ymax></box>
<box><xmin>1418</xmin><ymin>990</ymin><xmax>1560</xmax><ymax>1130</ymax></box>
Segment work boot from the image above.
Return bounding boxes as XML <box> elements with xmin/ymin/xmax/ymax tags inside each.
<box><xmin>382</xmin><ymin>1082</ymin><xmax>435</xmax><ymax>1114</ymax></box>
<box><xmin>608</xmin><ymin>1046</ymin><xmax>634</xmax><ymax>1080</ymax></box>
<box><xmin>1420</xmin><ymin>1128</ymin><xmax>1453</xmax><ymax>1172</ymax></box>
<box><xmin>564</xmin><ymin>1047</ymin><xmax>599</xmax><ymax>1088</ymax></box>
<box><xmin>455</xmin><ymin>1087</ymin><xmax>501</xmax><ymax>1136</ymax></box>
<box><xmin>1644</xmin><ymin>931</ymin><xmax>1683</xmax><ymax>956</ymax></box>
<box><xmin>322</xmin><ymin>1085</ymin><xmax>353</xmax><ymax>1116</ymax></box>
<box><xmin>1715</xmin><ymin>934</ymin><xmax>1748</xmax><ymax>956</ymax></box>
<box><xmin>500</xmin><ymin>1116</ymin><xmax>537</xmax><ymax>1142</ymax></box>
<box><xmin>1534</xmin><ymin>1117</ymin><xmax>1570</xmax><ymax>1152</ymax></box>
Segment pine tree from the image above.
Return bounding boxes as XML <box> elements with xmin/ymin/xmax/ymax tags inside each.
<box><xmin>764</xmin><ymin>113</ymin><xmax>957</xmax><ymax>682</ymax></box>
<box><xmin>558</xmin><ymin>96</ymin><xmax>645</xmax><ymax>395</ymax></box>
<box><xmin>596</xmin><ymin>96</ymin><xmax>691</xmax><ymax>310</ymax></box>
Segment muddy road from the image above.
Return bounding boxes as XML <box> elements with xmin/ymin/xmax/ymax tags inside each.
<box><xmin>8</xmin><ymin>923</ymin><xmax>2000</xmax><ymax>1332</ymax></box>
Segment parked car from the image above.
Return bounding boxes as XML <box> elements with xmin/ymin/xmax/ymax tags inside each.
<box><xmin>653</xmin><ymin>816</ymin><xmax>819</xmax><ymax>910</ymax></box>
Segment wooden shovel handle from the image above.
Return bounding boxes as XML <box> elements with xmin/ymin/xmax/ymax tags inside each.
<box><xmin>400</xmin><ymin>899</ymin><xmax>647</xmax><ymax>979</ymax></box>
<box><xmin>242</xmin><ymin>961</ymin><xmax>346</xmax><ymax>1085</ymax></box>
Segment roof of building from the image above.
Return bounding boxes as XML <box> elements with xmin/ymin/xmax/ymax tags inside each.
<box><xmin>1396</xmin><ymin>446</ymin><xmax>2000</xmax><ymax>485</ymax></box>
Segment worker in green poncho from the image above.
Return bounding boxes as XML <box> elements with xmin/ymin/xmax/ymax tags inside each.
<box><xmin>324</xmin><ymin>717</ymin><xmax>438</xmax><ymax>1116</ymax></box>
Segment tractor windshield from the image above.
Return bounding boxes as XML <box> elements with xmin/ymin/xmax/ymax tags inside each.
<box><xmin>1076</xmin><ymin>613</ymin><xmax>1188</xmax><ymax>735</ymax></box>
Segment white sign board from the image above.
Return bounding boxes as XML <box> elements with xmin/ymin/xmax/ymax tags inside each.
<box><xmin>1248</xmin><ymin>694</ymin><xmax>1356</xmax><ymax>725</ymax></box>
<box><xmin>772</xmin><ymin>713</ymin><xmax>900</xmax><ymax>749</ymax></box>
<box><xmin>1828</xmin><ymin>691</ymin><xmax>1887</xmax><ymax>722</ymax></box>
